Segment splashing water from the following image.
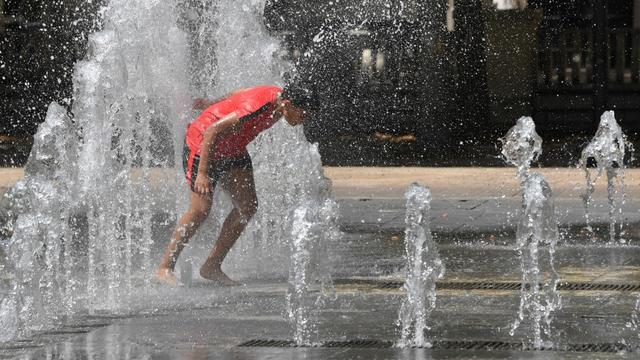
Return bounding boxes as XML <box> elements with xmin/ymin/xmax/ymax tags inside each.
<box><xmin>179</xmin><ymin>0</ymin><xmax>341</xmax><ymax>342</ymax></box>
<box><xmin>1</xmin><ymin>0</ymin><xmax>339</xmax><ymax>341</ymax></box>
<box><xmin>500</xmin><ymin>117</ymin><xmax>542</xmax><ymax>181</ymax></box>
<box><xmin>1</xmin><ymin>0</ymin><xmax>189</xmax><ymax>338</ymax></box>
<box><xmin>509</xmin><ymin>174</ymin><xmax>561</xmax><ymax>349</ymax></box>
<box><xmin>501</xmin><ymin>118</ymin><xmax>560</xmax><ymax>348</ymax></box>
<box><xmin>1</xmin><ymin>104</ymin><xmax>80</xmax><ymax>339</ymax></box>
<box><xmin>178</xmin><ymin>1</ymin><xmax>341</xmax><ymax>343</ymax></box>
<box><xmin>287</xmin><ymin>190</ymin><xmax>339</xmax><ymax>345</ymax></box>
<box><xmin>579</xmin><ymin>111</ymin><xmax>633</xmax><ymax>243</ymax></box>
<box><xmin>397</xmin><ymin>183</ymin><xmax>444</xmax><ymax>348</ymax></box>
<box><xmin>178</xmin><ymin>0</ymin><xmax>338</xmax><ymax>280</ymax></box>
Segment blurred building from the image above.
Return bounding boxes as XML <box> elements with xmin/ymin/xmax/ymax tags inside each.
<box><xmin>266</xmin><ymin>0</ymin><xmax>640</xmax><ymax>153</ymax></box>
<box><xmin>0</xmin><ymin>0</ymin><xmax>102</xmax><ymax>137</ymax></box>
<box><xmin>1</xmin><ymin>0</ymin><xmax>640</xmax><ymax>165</ymax></box>
<box><xmin>527</xmin><ymin>0</ymin><xmax>640</xmax><ymax>135</ymax></box>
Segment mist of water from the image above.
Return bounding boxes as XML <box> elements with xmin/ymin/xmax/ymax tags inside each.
<box><xmin>579</xmin><ymin>111</ymin><xmax>633</xmax><ymax>243</ymax></box>
<box><xmin>501</xmin><ymin>117</ymin><xmax>561</xmax><ymax>349</ymax></box>
<box><xmin>397</xmin><ymin>183</ymin><xmax>444</xmax><ymax>348</ymax></box>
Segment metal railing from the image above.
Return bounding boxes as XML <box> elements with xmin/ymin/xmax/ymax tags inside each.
<box><xmin>538</xmin><ymin>28</ymin><xmax>640</xmax><ymax>89</ymax></box>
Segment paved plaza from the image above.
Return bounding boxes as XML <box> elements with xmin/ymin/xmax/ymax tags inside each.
<box><xmin>1</xmin><ymin>167</ymin><xmax>640</xmax><ymax>358</ymax></box>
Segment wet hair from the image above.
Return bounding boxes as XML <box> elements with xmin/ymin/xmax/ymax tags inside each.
<box><xmin>281</xmin><ymin>84</ymin><xmax>313</xmax><ymax>109</ymax></box>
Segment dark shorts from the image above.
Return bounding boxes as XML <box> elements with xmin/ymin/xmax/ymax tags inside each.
<box><xmin>182</xmin><ymin>141</ymin><xmax>253</xmax><ymax>192</ymax></box>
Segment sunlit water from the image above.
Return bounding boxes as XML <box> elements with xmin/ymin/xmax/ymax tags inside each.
<box><xmin>0</xmin><ymin>0</ymin><xmax>339</xmax><ymax>342</ymax></box>
<box><xmin>580</xmin><ymin>111</ymin><xmax>633</xmax><ymax>243</ymax></box>
<box><xmin>288</xmin><ymin>197</ymin><xmax>339</xmax><ymax>345</ymax></box>
<box><xmin>500</xmin><ymin>116</ymin><xmax>542</xmax><ymax>180</ymax></box>
<box><xmin>501</xmin><ymin>117</ymin><xmax>561</xmax><ymax>348</ymax></box>
<box><xmin>509</xmin><ymin>173</ymin><xmax>562</xmax><ymax>348</ymax></box>
<box><xmin>396</xmin><ymin>183</ymin><xmax>444</xmax><ymax>348</ymax></box>
<box><xmin>1</xmin><ymin>0</ymin><xmax>189</xmax><ymax>339</ymax></box>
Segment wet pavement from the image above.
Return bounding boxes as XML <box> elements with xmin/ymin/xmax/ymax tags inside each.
<box><xmin>2</xmin><ymin>167</ymin><xmax>640</xmax><ymax>358</ymax></box>
<box><xmin>3</xmin><ymin>236</ymin><xmax>640</xmax><ymax>358</ymax></box>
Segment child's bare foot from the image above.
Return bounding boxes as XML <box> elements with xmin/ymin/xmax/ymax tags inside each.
<box><xmin>154</xmin><ymin>267</ymin><xmax>179</xmax><ymax>286</ymax></box>
<box><xmin>199</xmin><ymin>266</ymin><xmax>239</xmax><ymax>286</ymax></box>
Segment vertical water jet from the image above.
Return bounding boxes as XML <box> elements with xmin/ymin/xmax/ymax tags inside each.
<box><xmin>501</xmin><ymin>117</ymin><xmax>561</xmax><ymax>349</ymax></box>
<box><xmin>579</xmin><ymin>111</ymin><xmax>633</xmax><ymax>243</ymax></box>
<box><xmin>397</xmin><ymin>183</ymin><xmax>444</xmax><ymax>348</ymax></box>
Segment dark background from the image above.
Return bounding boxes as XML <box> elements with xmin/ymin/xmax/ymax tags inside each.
<box><xmin>1</xmin><ymin>0</ymin><xmax>639</xmax><ymax>166</ymax></box>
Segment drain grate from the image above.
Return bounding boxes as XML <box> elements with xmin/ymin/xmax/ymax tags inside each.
<box><xmin>438</xmin><ymin>282</ymin><xmax>522</xmax><ymax>291</ymax></box>
<box><xmin>239</xmin><ymin>339</ymin><xmax>295</xmax><ymax>347</ymax></box>
<box><xmin>39</xmin><ymin>329</ymin><xmax>94</xmax><ymax>335</ymax></box>
<box><xmin>237</xmin><ymin>339</ymin><xmax>394</xmax><ymax>348</ymax></box>
<box><xmin>557</xmin><ymin>283</ymin><xmax>640</xmax><ymax>291</ymax></box>
<box><xmin>334</xmin><ymin>279</ymin><xmax>640</xmax><ymax>292</ymax></box>
<box><xmin>334</xmin><ymin>279</ymin><xmax>404</xmax><ymax>289</ymax></box>
<box><xmin>432</xmin><ymin>340</ymin><xmax>630</xmax><ymax>353</ymax></box>
<box><xmin>323</xmin><ymin>339</ymin><xmax>393</xmax><ymax>348</ymax></box>
<box><xmin>238</xmin><ymin>339</ymin><xmax>632</xmax><ymax>353</ymax></box>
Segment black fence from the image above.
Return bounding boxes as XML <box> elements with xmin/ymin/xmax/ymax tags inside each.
<box><xmin>538</xmin><ymin>28</ymin><xmax>640</xmax><ymax>89</ymax></box>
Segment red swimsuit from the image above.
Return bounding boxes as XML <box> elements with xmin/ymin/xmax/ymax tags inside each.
<box><xmin>183</xmin><ymin>85</ymin><xmax>282</xmax><ymax>186</ymax></box>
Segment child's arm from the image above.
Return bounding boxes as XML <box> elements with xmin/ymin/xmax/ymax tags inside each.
<box><xmin>193</xmin><ymin>112</ymin><xmax>240</xmax><ymax>195</ymax></box>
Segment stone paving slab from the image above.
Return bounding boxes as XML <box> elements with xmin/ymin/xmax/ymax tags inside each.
<box><xmin>2</xmin><ymin>167</ymin><xmax>640</xmax><ymax>200</ymax></box>
<box><xmin>3</xmin><ymin>167</ymin><xmax>639</xmax><ymax>234</ymax></box>
<box><xmin>324</xmin><ymin>167</ymin><xmax>640</xmax><ymax>200</ymax></box>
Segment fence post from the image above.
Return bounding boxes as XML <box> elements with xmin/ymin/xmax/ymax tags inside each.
<box><xmin>615</xmin><ymin>31</ymin><xmax>626</xmax><ymax>84</ymax></box>
<box><xmin>633</xmin><ymin>32</ymin><xmax>640</xmax><ymax>83</ymax></box>
<box><xmin>0</xmin><ymin>0</ymin><xmax>5</xmax><ymax>32</ymax></box>
<box><xmin>560</xmin><ymin>32</ymin><xmax>569</xmax><ymax>85</ymax></box>
<box><xmin>542</xmin><ymin>33</ymin><xmax>553</xmax><ymax>86</ymax></box>
<box><xmin>572</xmin><ymin>30</ymin><xmax>582</xmax><ymax>85</ymax></box>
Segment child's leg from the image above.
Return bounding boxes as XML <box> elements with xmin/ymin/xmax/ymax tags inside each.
<box><xmin>156</xmin><ymin>188</ymin><xmax>213</xmax><ymax>284</ymax></box>
<box><xmin>199</xmin><ymin>166</ymin><xmax>257</xmax><ymax>284</ymax></box>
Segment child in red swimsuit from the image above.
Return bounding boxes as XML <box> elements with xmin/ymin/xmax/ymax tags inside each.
<box><xmin>155</xmin><ymin>85</ymin><xmax>308</xmax><ymax>286</ymax></box>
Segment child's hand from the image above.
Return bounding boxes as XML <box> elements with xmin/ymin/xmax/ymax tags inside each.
<box><xmin>194</xmin><ymin>173</ymin><xmax>210</xmax><ymax>196</ymax></box>
<box><xmin>273</xmin><ymin>100</ymin><xmax>288</xmax><ymax>119</ymax></box>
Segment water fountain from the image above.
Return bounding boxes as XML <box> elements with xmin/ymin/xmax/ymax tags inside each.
<box><xmin>500</xmin><ymin>117</ymin><xmax>542</xmax><ymax>181</ymax></box>
<box><xmin>509</xmin><ymin>173</ymin><xmax>562</xmax><ymax>348</ymax></box>
<box><xmin>288</xmin><ymin>191</ymin><xmax>339</xmax><ymax>346</ymax></box>
<box><xmin>579</xmin><ymin>111</ymin><xmax>633</xmax><ymax>243</ymax></box>
<box><xmin>180</xmin><ymin>0</ymin><xmax>341</xmax><ymax>342</ymax></box>
<box><xmin>176</xmin><ymin>0</ymin><xmax>340</xmax><ymax>282</ymax></box>
<box><xmin>1</xmin><ymin>0</ymin><xmax>190</xmax><ymax>338</ymax></box>
<box><xmin>501</xmin><ymin>117</ymin><xmax>561</xmax><ymax>349</ymax></box>
<box><xmin>397</xmin><ymin>183</ymin><xmax>444</xmax><ymax>348</ymax></box>
<box><xmin>1</xmin><ymin>104</ymin><xmax>79</xmax><ymax>340</ymax></box>
<box><xmin>0</xmin><ymin>0</ymin><xmax>339</xmax><ymax>341</ymax></box>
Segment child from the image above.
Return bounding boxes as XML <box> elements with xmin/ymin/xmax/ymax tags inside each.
<box><xmin>155</xmin><ymin>85</ymin><xmax>308</xmax><ymax>285</ymax></box>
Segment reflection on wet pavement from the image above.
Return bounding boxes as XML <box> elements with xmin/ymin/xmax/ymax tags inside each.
<box><xmin>3</xmin><ymin>227</ymin><xmax>640</xmax><ymax>359</ymax></box>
